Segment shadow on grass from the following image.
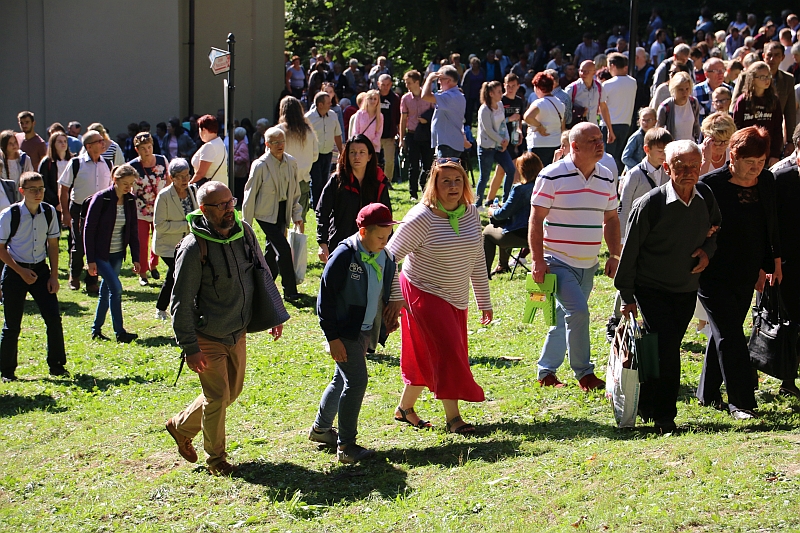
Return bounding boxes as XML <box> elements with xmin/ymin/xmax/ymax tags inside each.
<box><xmin>123</xmin><ymin>289</ymin><xmax>160</xmax><ymax>303</ymax></box>
<box><xmin>479</xmin><ymin>418</ymin><xmax>642</xmax><ymax>441</ymax></box>
<box><xmin>233</xmin><ymin>459</ymin><xmax>408</xmax><ymax>506</ymax></box>
<box><xmin>469</xmin><ymin>355</ymin><xmax>523</xmax><ymax>368</ymax></box>
<box><xmin>366</xmin><ymin>352</ymin><xmax>399</xmax><ymax>366</ymax></box>
<box><xmin>53</xmin><ymin>300</ymin><xmax>91</xmax><ymax>317</ymax></box>
<box><xmin>136</xmin><ymin>335</ymin><xmax>176</xmax><ymax>348</ymax></box>
<box><xmin>383</xmin><ymin>438</ymin><xmax>533</xmax><ymax>467</ymax></box>
<box><xmin>284</xmin><ymin>294</ymin><xmax>316</xmax><ymax>309</ymax></box>
<box><xmin>682</xmin><ymin>340</ymin><xmax>707</xmax><ymax>354</ymax></box>
<box><xmin>0</xmin><ymin>393</ymin><xmax>65</xmax><ymax>417</ymax></box>
<box><xmin>68</xmin><ymin>373</ymin><xmax>153</xmax><ymax>392</ymax></box>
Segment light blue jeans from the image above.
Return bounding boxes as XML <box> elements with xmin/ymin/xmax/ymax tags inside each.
<box><xmin>537</xmin><ymin>256</ymin><xmax>598</xmax><ymax>380</ymax></box>
<box><xmin>92</xmin><ymin>252</ymin><xmax>125</xmax><ymax>336</ymax></box>
<box><xmin>476</xmin><ymin>146</ymin><xmax>517</xmax><ymax>205</ymax></box>
<box><xmin>314</xmin><ymin>332</ymin><xmax>370</xmax><ymax>446</ymax></box>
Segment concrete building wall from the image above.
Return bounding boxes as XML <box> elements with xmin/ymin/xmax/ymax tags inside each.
<box><xmin>0</xmin><ymin>0</ymin><xmax>284</xmax><ymax>142</ymax></box>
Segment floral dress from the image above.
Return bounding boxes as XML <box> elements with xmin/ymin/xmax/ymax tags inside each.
<box><xmin>130</xmin><ymin>155</ymin><xmax>169</xmax><ymax>222</ymax></box>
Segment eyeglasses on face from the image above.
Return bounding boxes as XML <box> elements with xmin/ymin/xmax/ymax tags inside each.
<box><xmin>23</xmin><ymin>187</ymin><xmax>46</xmax><ymax>193</ymax></box>
<box><xmin>754</xmin><ymin>75</ymin><xmax>772</xmax><ymax>82</ymax></box>
<box><xmin>205</xmin><ymin>198</ymin><xmax>238</xmax><ymax>210</ymax></box>
<box><xmin>86</xmin><ymin>139</ymin><xmax>104</xmax><ymax>146</ymax></box>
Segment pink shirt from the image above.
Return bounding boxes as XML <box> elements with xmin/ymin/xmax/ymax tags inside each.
<box><xmin>351</xmin><ymin>109</ymin><xmax>383</xmax><ymax>151</ymax></box>
<box><xmin>400</xmin><ymin>92</ymin><xmax>434</xmax><ymax>132</ymax></box>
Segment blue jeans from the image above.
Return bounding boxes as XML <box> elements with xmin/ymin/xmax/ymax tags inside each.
<box><xmin>436</xmin><ymin>145</ymin><xmax>463</xmax><ymax>159</ymax></box>
<box><xmin>93</xmin><ymin>252</ymin><xmax>125</xmax><ymax>336</ymax></box>
<box><xmin>313</xmin><ymin>332</ymin><xmax>370</xmax><ymax>446</ymax></box>
<box><xmin>537</xmin><ymin>257</ymin><xmax>597</xmax><ymax>380</ymax></box>
<box><xmin>476</xmin><ymin>146</ymin><xmax>517</xmax><ymax>204</ymax></box>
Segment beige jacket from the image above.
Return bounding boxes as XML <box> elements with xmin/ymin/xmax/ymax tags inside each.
<box><xmin>242</xmin><ymin>151</ymin><xmax>303</xmax><ymax>227</ymax></box>
<box><xmin>152</xmin><ymin>184</ymin><xmax>199</xmax><ymax>258</ymax></box>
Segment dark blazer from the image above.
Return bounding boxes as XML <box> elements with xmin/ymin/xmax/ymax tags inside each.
<box><xmin>84</xmin><ymin>185</ymin><xmax>140</xmax><ymax>263</ymax></box>
<box><xmin>37</xmin><ymin>156</ymin><xmax>63</xmax><ymax>207</ymax></box>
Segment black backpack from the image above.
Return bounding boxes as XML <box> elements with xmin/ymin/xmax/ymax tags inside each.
<box><xmin>6</xmin><ymin>202</ymin><xmax>56</xmax><ymax>249</ymax></box>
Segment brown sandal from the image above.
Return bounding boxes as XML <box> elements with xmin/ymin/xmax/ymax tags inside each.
<box><xmin>394</xmin><ymin>406</ymin><xmax>433</xmax><ymax>429</ymax></box>
<box><xmin>446</xmin><ymin>415</ymin><xmax>476</xmax><ymax>435</ymax></box>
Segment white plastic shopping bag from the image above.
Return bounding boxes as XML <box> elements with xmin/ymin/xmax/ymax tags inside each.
<box><xmin>606</xmin><ymin>317</ymin><xmax>640</xmax><ymax>428</ymax></box>
<box><xmin>287</xmin><ymin>229</ymin><xmax>308</xmax><ymax>283</ymax></box>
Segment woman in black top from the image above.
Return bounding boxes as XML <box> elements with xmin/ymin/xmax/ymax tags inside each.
<box><xmin>697</xmin><ymin>126</ymin><xmax>782</xmax><ymax>419</ymax></box>
<box><xmin>315</xmin><ymin>134</ymin><xmax>392</xmax><ymax>263</ymax></box>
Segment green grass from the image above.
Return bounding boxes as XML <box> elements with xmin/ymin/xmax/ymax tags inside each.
<box><xmin>1</xmin><ymin>180</ymin><xmax>799</xmax><ymax>532</ymax></box>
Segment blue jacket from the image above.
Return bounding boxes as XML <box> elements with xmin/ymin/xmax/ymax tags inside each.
<box><xmin>317</xmin><ymin>234</ymin><xmax>397</xmax><ymax>344</ymax></box>
<box><xmin>621</xmin><ymin>128</ymin><xmax>645</xmax><ymax>171</ymax></box>
<box><xmin>491</xmin><ymin>181</ymin><xmax>535</xmax><ymax>234</ymax></box>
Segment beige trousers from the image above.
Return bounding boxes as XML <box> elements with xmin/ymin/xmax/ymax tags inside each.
<box><xmin>171</xmin><ymin>334</ymin><xmax>246</xmax><ymax>466</ymax></box>
<box><xmin>381</xmin><ymin>137</ymin><xmax>396</xmax><ymax>182</ymax></box>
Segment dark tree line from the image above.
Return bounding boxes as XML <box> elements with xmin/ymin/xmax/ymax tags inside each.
<box><xmin>286</xmin><ymin>0</ymin><xmax>793</xmax><ymax>73</ymax></box>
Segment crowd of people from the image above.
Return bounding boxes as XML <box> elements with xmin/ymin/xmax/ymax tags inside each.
<box><xmin>2</xmin><ymin>9</ymin><xmax>800</xmax><ymax>474</ymax></box>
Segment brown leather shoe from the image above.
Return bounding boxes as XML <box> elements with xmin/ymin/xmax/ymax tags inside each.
<box><xmin>538</xmin><ymin>373</ymin><xmax>565</xmax><ymax>388</ymax></box>
<box><xmin>578</xmin><ymin>373</ymin><xmax>605</xmax><ymax>392</ymax></box>
<box><xmin>86</xmin><ymin>283</ymin><xmax>100</xmax><ymax>295</ymax></box>
<box><xmin>165</xmin><ymin>420</ymin><xmax>198</xmax><ymax>463</ymax></box>
<box><xmin>208</xmin><ymin>460</ymin><xmax>237</xmax><ymax>476</ymax></box>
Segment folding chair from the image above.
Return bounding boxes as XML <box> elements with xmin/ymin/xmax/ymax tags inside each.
<box><xmin>509</xmin><ymin>247</ymin><xmax>530</xmax><ymax>280</ymax></box>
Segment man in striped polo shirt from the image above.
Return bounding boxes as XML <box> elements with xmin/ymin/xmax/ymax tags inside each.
<box><xmin>528</xmin><ymin>122</ymin><xmax>621</xmax><ymax>391</ymax></box>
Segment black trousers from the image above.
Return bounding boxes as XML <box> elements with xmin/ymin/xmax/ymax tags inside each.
<box><xmin>310</xmin><ymin>152</ymin><xmax>333</xmax><ymax>211</ymax></box>
<box><xmin>68</xmin><ymin>201</ymin><xmax>98</xmax><ymax>286</ymax></box>
<box><xmin>635</xmin><ymin>286</ymin><xmax>697</xmax><ymax>424</ymax></box>
<box><xmin>257</xmin><ymin>201</ymin><xmax>298</xmax><ymax>296</ymax></box>
<box><xmin>697</xmin><ymin>282</ymin><xmax>757</xmax><ymax>412</ymax></box>
<box><xmin>482</xmin><ymin>225</ymin><xmax>527</xmax><ymax>275</ymax></box>
<box><xmin>156</xmin><ymin>257</ymin><xmax>176</xmax><ymax>312</ymax></box>
<box><xmin>0</xmin><ymin>262</ymin><xmax>66</xmax><ymax>376</ymax></box>
<box><xmin>404</xmin><ymin>132</ymin><xmax>434</xmax><ymax>197</ymax></box>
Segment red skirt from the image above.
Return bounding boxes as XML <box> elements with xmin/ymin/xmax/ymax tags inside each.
<box><xmin>399</xmin><ymin>273</ymin><xmax>485</xmax><ymax>402</ymax></box>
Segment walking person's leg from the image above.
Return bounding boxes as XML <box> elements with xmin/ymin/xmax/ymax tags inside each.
<box><xmin>0</xmin><ymin>267</ymin><xmax>28</xmax><ymax>379</ymax></box>
<box><xmin>28</xmin><ymin>263</ymin><xmax>67</xmax><ymax>373</ymax></box>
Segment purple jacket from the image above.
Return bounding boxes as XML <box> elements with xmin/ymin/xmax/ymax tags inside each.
<box><xmin>84</xmin><ymin>185</ymin><xmax>140</xmax><ymax>263</ymax></box>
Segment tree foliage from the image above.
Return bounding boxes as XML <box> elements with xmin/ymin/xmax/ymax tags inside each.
<box><xmin>286</xmin><ymin>0</ymin><xmax>792</xmax><ymax>73</ymax></box>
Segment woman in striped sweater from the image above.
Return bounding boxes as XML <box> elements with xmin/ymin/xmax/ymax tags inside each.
<box><xmin>385</xmin><ymin>159</ymin><xmax>493</xmax><ymax>434</ymax></box>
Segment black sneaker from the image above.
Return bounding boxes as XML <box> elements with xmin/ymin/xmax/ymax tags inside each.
<box><xmin>150</xmin><ymin>269</ymin><xmax>160</xmax><ymax>280</ymax></box>
<box><xmin>92</xmin><ymin>331</ymin><xmax>111</xmax><ymax>341</ymax></box>
<box><xmin>337</xmin><ymin>443</ymin><xmax>376</xmax><ymax>464</ymax></box>
<box><xmin>605</xmin><ymin>316</ymin><xmax>621</xmax><ymax>343</ymax></box>
<box><xmin>49</xmin><ymin>366</ymin><xmax>71</xmax><ymax>378</ymax></box>
<box><xmin>285</xmin><ymin>293</ymin><xmax>302</xmax><ymax>302</ymax></box>
<box><xmin>116</xmin><ymin>331</ymin><xmax>138</xmax><ymax>344</ymax></box>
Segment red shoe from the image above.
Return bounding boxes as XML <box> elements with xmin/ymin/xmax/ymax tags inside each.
<box><xmin>538</xmin><ymin>373</ymin><xmax>565</xmax><ymax>388</ymax></box>
<box><xmin>578</xmin><ymin>373</ymin><xmax>605</xmax><ymax>392</ymax></box>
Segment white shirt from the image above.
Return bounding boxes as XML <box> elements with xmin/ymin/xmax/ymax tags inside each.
<box><xmin>305</xmin><ymin>109</ymin><xmax>342</xmax><ymax>154</ymax></box>
<box><xmin>665</xmin><ymin>179</ymin><xmax>699</xmax><ymax>207</ymax></box>
<box><xmin>58</xmin><ymin>153</ymin><xmax>112</xmax><ymax>204</ymax></box>
<box><xmin>650</xmin><ymin>42</ymin><xmax>666</xmax><ymax>66</ymax></box>
<box><xmin>526</xmin><ymin>96</ymin><xmax>564</xmax><ymax>148</ymax></box>
<box><xmin>0</xmin><ymin>202</ymin><xmax>60</xmax><ymax>264</ymax></box>
<box><xmin>672</xmin><ymin>101</ymin><xmax>695</xmax><ymax>140</ymax></box>
<box><xmin>191</xmin><ymin>137</ymin><xmax>228</xmax><ymax>188</ymax></box>
<box><xmin>601</xmin><ymin>75</ymin><xmax>638</xmax><ymax>125</ymax></box>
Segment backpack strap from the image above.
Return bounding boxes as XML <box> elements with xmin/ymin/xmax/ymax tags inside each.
<box><xmin>7</xmin><ymin>204</ymin><xmax>20</xmax><ymax>244</ymax></box>
<box><xmin>638</xmin><ymin>162</ymin><xmax>658</xmax><ymax>189</ymax></box>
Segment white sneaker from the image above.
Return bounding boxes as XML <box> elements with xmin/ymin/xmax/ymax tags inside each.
<box><xmin>155</xmin><ymin>310</ymin><xmax>169</xmax><ymax>321</ymax></box>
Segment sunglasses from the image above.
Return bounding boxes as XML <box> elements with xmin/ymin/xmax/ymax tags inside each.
<box><xmin>435</xmin><ymin>157</ymin><xmax>461</xmax><ymax>165</ymax></box>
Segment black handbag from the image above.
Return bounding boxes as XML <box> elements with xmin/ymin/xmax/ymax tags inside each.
<box><xmin>748</xmin><ymin>283</ymin><xmax>800</xmax><ymax>381</ymax></box>
<box><xmin>242</xmin><ymin>224</ymin><xmax>290</xmax><ymax>333</ymax></box>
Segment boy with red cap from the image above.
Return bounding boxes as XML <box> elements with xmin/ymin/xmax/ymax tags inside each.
<box><xmin>309</xmin><ymin>203</ymin><xmax>399</xmax><ymax>463</ymax></box>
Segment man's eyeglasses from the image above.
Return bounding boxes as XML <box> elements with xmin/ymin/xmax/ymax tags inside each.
<box><xmin>23</xmin><ymin>187</ymin><xmax>46</xmax><ymax>193</ymax></box>
<box><xmin>705</xmin><ymin>69</ymin><xmax>725</xmax><ymax>75</ymax></box>
<box><xmin>205</xmin><ymin>198</ymin><xmax>238</xmax><ymax>210</ymax></box>
<box><xmin>85</xmin><ymin>139</ymin><xmax>104</xmax><ymax>146</ymax></box>
<box><xmin>435</xmin><ymin>157</ymin><xmax>461</xmax><ymax>165</ymax></box>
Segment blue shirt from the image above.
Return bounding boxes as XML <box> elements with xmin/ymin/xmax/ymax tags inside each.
<box><xmin>0</xmin><ymin>202</ymin><xmax>60</xmax><ymax>264</ymax></box>
<box><xmin>357</xmin><ymin>238</ymin><xmax>386</xmax><ymax>330</ymax></box>
<box><xmin>432</xmin><ymin>87</ymin><xmax>466</xmax><ymax>151</ymax></box>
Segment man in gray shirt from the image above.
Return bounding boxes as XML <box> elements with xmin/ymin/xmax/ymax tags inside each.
<box><xmin>615</xmin><ymin>140</ymin><xmax>721</xmax><ymax>433</ymax></box>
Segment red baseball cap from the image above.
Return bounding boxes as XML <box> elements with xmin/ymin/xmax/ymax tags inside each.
<box><xmin>356</xmin><ymin>203</ymin><xmax>400</xmax><ymax>228</ymax></box>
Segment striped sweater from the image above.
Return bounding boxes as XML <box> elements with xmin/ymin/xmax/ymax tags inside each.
<box><xmin>531</xmin><ymin>156</ymin><xmax>618</xmax><ymax>269</ymax></box>
<box><xmin>387</xmin><ymin>202</ymin><xmax>491</xmax><ymax>311</ymax></box>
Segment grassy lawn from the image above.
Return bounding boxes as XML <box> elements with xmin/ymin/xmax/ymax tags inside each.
<box><xmin>1</xmin><ymin>179</ymin><xmax>799</xmax><ymax>532</ymax></box>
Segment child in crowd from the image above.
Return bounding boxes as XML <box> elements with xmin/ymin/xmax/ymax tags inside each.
<box><xmin>309</xmin><ymin>203</ymin><xmax>399</xmax><ymax>464</ymax></box>
<box><xmin>621</xmin><ymin>107</ymin><xmax>657</xmax><ymax>171</ymax></box>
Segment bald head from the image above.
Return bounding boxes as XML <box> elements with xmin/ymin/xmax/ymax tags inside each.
<box><xmin>197</xmin><ymin>181</ymin><xmax>230</xmax><ymax>206</ymax></box>
<box><xmin>569</xmin><ymin>122</ymin><xmax>600</xmax><ymax>145</ymax></box>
